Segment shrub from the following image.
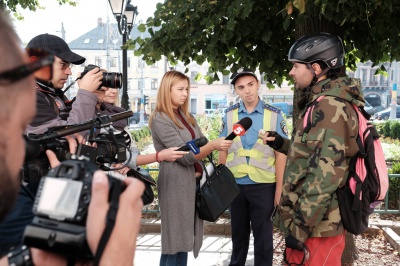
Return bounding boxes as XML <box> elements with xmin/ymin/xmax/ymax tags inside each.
<box><xmin>387</xmin><ymin>163</ymin><xmax>400</xmax><ymax>210</ymax></box>
<box><xmin>383</xmin><ymin>120</ymin><xmax>392</xmax><ymax>138</ymax></box>
<box><xmin>391</xmin><ymin>121</ymin><xmax>400</xmax><ymax>140</ymax></box>
<box><xmin>130</xmin><ymin>126</ymin><xmax>152</xmax><ymax>150</ymax></box>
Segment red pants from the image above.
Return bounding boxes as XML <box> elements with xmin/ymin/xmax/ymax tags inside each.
<box><xmin>284</xmin><ymin>232</ymin><xmax>346</xmax><ymax>266</ymax></box>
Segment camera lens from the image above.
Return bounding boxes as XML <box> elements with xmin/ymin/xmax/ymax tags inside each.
<box><xmin>103</xmin><ymin>72</ymin><xmax>122</xmax><ymax>89</ymax></box>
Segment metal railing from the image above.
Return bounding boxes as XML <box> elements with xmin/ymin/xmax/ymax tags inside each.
<box><xmin>142</xmin><ymin>171</ymin><xmax>400</xmax><ymax>216</ymax></box>
<box><xmin>375</xmin><ymin>174</ymin><xmax>400</xmax><ymax>214</ymax></box>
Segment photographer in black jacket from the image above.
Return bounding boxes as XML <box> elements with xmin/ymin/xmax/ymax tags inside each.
<box><xmin>26</xmin><ymin>33</ymin><xmax>105</xmax><ymax>135</ymax></box>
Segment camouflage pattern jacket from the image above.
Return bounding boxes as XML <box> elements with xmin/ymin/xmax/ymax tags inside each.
<box><xmin>280</xmin><ymin>77</ymin><xmax>364</xmax><ymax>242</ymax></box>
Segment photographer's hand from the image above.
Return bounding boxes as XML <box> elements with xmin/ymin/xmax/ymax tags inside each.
<box><xmin>87</xmin><ymin>172</ymin><xmax>144</xmax><ymax>265</ymax></box>
<box><xmin>77</xmin><ymin>67</ymin><xmax>103</xmax><ymax>93</ymax></box>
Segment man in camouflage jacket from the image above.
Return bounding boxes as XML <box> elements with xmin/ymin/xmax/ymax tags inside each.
<box><xmin>274</xmin><ymin>33</ymin><xmax>365</xmax><ymax>265</ymax></box>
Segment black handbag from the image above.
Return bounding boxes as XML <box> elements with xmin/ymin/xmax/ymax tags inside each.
<box><xmin>196</xmin><ymin>155</ymin><xmax>240</xmax><ymax>222</ymax></box>
<box><xmin>127</xmin><ymin>168</ymin><xmax>156</xmax><ymax>206</ymax></box>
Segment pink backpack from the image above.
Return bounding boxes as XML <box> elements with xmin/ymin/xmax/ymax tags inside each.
<box><xmin>304</xmin><ymin>96</ymin><xmax>389</xmax><ymax>234</ymax></box>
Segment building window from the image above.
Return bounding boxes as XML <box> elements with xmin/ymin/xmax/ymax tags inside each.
<box><xmin>151</xmin><ymin>79</ymin><xmax>158</xmax><ymax>90</ymax></box>
<box><xmin>110</xmin><ymin>58</ymin><xmax>117</xmax><ymax>67</ymax></box>
<box><xmin>205</xmin><ymin>94</ymin><xmax>227</xmax><ymax>109</ymax></box>
<box><xmin>98</xmin><ymin>39</ymin><xmax>104</xmax><ymax>44</ymax></box>
<box><xmin>262</xmin><ymin>95</ymin><xmax>294</xmax><ymax>103</ymax></box>
<box><xmin>222</xmin><ymin>75</ymin><xmax>229</xmax><ymax>84</ymax></box>
<box><xmin>361</xmin><ymin>69</ymin><xmax>367</xmax><ymax>82</ymax></box>
<box><xmin>95</xmin><ymin>57</ymin><xmax>102</xmax><ymax>67</ymax></box>
<box><xmin>191</xmin><ymin>71</ymin><xmax>198</xmax><ymax>84</ymax></box>
<box><xmin>127</xmin><ymin>57</ymin><xmax>131</xmax><ymax>68</ymax></box>
<box><xmin>84</xmin><ymin>39</ymin><xmax>90</xmax><ymax>44</ymax></box>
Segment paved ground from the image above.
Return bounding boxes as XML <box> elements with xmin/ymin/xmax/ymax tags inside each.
<box><xmin>134</xmin><ymin>233</ymin><xmax>253</xmax><ymax>266</ymax></box>
<box><xmin>133</xmin><ymin>217</ymin><xmax>400</xmax><ymax>265</ymax></box>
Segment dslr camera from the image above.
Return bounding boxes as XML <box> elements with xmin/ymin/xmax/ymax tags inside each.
<box><xmin>79</xmin><ymin>64</ymin><xmax>122</xmax><ymax>89</ymax></box>
<box><xmin>23</xmin><ymin>159</ymin><xmax>125</xmax><ymax>259</ymax></box>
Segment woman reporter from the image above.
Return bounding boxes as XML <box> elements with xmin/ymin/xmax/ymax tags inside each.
<box><xmin>149</xmin><ymin>70</ymin><xmax>232</xmax><ymax>265</ymax></box>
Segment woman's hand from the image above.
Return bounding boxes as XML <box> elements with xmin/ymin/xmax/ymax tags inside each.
<box><xmin>158</xmin><ymin>148</ymin><xmax>188</xmax><ymax>162</ymax></box>
<box><xmin>210</xmin><ymin>138</ymin><xmax>233</xmax><ymax>151</ymax></box>
<box><xmin>112</xmin><ymin>163</ymin><xmax>130</xmax><ymax>175</ymax></box>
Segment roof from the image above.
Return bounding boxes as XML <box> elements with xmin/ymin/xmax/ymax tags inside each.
<box><xmin>68</xmin><ymin>22</ymin><xmax>153</xmax><ymax>50</ymax></box>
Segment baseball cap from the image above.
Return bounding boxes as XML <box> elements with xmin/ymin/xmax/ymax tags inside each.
<box><xmin>230</xmin><ymin>68</ymin><xmax>258</xmax><ymax>85</ymax></box>
<box><xmin>27</xmin><ymin>34</ymin><xmax>85</xmax><ymax>65</ymax></box>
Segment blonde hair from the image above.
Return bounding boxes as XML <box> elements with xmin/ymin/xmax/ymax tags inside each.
<box><xmin>149</xmin><ymin>70</ymin><xmax>195</xmax><ymax>128</ymax></box>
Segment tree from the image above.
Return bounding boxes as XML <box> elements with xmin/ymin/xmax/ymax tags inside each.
<box><xmin>129</xmin><ymin>0</ymin><xmax>399</xmax><ymax>263</ymax></box>
<box><xmin>130</xmin><ymin>0</ymin><xmax>399</xmax><ymax>84</ymax></box>
<box><xmin>1</xmin><ymin>0</ymin><xmax>77</xmax><ymax>19</ymax></box>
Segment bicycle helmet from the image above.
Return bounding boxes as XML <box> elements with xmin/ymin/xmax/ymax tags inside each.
<box><xmin>288</xmin><ymin>32</ymin><xmax>344</xmax><ymax>69</ymax></box>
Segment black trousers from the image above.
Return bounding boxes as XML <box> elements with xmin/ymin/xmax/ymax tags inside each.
<box><xmin>229</xmin><ymin>183</ymin><xmax>276</xmax><ymax>266</ymax></box>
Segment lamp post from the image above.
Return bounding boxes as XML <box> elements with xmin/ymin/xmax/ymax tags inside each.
<box><xmin>107</xmin><ymin>0</ymin><xmax>138</xmax><ymax>110</ymax></box>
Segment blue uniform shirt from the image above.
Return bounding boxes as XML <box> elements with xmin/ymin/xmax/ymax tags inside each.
<box><xmin>219</xmin><ymin>99</ymin><xmax>287</xmax><ymax>184</ymax></box>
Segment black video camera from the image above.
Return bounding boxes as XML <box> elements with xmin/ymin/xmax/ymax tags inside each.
<box><xmin>22</xmin><ymin>112</ymin><xmax>132</xmax><ymax>194</ymax></box>
<box><xmin>79</xmin><ymin>64</ymin><xmax>122</xmax><ymax>89</ymax></box>
<box><xmin>23</xmin><ymin>159</ymin><xmax>125</xmax><ymax>259</ymax></box>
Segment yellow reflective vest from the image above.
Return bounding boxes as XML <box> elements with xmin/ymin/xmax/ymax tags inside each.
<box><xmin>225</xmin><ymin>106</ymin><xmax>277</xmax><ymax>183</ymax></box>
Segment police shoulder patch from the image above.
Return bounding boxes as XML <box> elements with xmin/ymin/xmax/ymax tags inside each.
<box><xmin>263</xmin><ymin>103</ymin><xmax>280</xmax><ymax>113</ymax></box>
<box><xmin>226</xmin><ymin>103</ymin><xmax>240</xmax><ymax>113</ymax></box>
<box><xmin>280</xmin><ymin>120</ymin><xmax>288</xmax><ymax>136</ymax></box>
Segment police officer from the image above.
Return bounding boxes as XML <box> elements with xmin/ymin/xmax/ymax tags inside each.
<box><xmin>218</xmin><ymin>68</ymin><xmax>287</xmax><ymax>266</ymax></box>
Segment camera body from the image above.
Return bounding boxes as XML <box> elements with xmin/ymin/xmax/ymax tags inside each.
<box><xmin>23</xmin><ymin>133</ymin><xmax>127</xmax><ymax>194</ymax></box>
<box><xmin>80</xmin><ymin>64</ymin><xmax>122</xmax><ymax>89</ymax></box>
<box><xmin>23</xmin><ymin>159</ymin><xmax>125</xmax><ymax>259</ymax></box>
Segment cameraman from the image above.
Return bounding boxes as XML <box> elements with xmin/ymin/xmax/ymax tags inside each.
<box><xmin>0</xmin><ymin>9</ymin><xmax>144</xmax><ymax>265</ymax></box>
<box><xmin>25</xmin><ymin>33</ymin><xmax>105</xmax><ymax>135</ymax></box>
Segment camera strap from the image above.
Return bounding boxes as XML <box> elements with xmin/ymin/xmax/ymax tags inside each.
<box><xmin>94</xmin><ymin>179</ymin><xmax>123</xmax><ymax>266</ymax></box>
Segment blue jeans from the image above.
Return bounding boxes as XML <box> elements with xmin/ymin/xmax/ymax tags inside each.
<box><xmin>160</xmin><ymin>252</ymin><xmax>188</xmax><ymax>266</ymax></box>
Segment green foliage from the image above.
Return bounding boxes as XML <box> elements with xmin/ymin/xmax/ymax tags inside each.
<box><xmin>196</xmin><ymin>114</ymin><xmax>223</xmax><ymax>162</ymax></box>
<box><xmin>382</xmin><ymin>120</ymin><xmax>393</xmax><ymax>137</ymax></box>
<box><xmin>390</xmin><ymin>121</ymin><xmax>400</xmax><ymax>140</ymax></box>
<box><xmin>129</xmin><ymin>0</ymin><xmax>400</xmax><ymax>84</ymax></box>
<box><xmin>130</xmin><ymin>126</ymin><xmax>152</xmax><ymax>150</ymax></box>
<box><xmin>1</xmin><ymin>0</ymin><xmax>77</xmax><ymax>19</ymax></box>
<box><xmin>387</xmin><ymin>163</ymin><xmax>400</xmax><ymax>210</ymax></box>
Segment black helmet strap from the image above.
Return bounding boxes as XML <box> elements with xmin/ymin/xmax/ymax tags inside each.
<box><xmin>306</xmin><ymin>62</ymin><xmax>330</xmax><ymax>87</ymax></box>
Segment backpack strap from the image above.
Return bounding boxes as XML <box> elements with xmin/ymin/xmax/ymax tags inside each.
<box><xmin>349</xmin><ymin>105</ymin><xmax>368</xmax><ymax>211</ymax></box>
<box><xmin>301</xmin><ymin>96</ymin><xmax>325</xmax><ymax>143</ymax></box>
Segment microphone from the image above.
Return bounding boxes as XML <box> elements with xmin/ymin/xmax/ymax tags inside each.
<box><xmin>177</xmin><ymin>137</ymin><xmax>209</xmax><ymax>154</ymax></box>
<box><xmin>225</xmin><ymin>117</ymin><xmax>253</xmax><ymax>140</ymax></box>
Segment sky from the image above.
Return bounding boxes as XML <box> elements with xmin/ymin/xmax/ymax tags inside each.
<box><xmin>12</xmin><ymin>0</ymin><xmax>160</xmax><ymax>44</ymax></box>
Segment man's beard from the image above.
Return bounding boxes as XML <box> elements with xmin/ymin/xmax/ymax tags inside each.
<box><xmin>0</xmin><ymin>157</ymin><xmax>19</xmax><ymax>222</ymax></box>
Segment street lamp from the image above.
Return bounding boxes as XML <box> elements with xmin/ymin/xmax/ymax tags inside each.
<box><xmin>107</xmin><ymin>0</ymin><xmax>138</xmax><ymax>110</ymax></box>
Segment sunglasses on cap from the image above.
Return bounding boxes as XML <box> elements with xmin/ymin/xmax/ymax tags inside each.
<box><xmin>0</xmin><ymin>48</ymin><xmax>54</xmax><ymax>85</ymax></box>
